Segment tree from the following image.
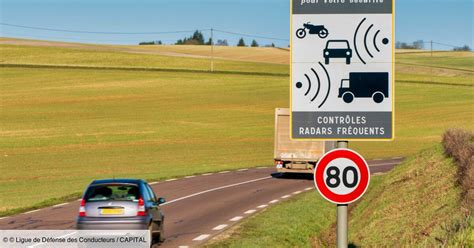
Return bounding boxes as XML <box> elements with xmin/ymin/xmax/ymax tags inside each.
<box><xmin>251</xmin><ymin>39</ymin><xmax>259</xmax><ymax>47</ymax></box>
<box><xmin>176</xmin><ymin>30</ymin><xmax>207</xmax><ymax>45</ymax></box>
<box><xmin>205</xmin><ymin>38</ymin><xmax>213</xmax><ymax>45</ymax></box>
<box><xmin>271</xmin><ymin>43</ymin><xmax>275</xmax><ymax>47</ymax></box>
<box><xmin>453</xmin><ymin>45</ymin><xmax>471</xmax><ymax>51</ymax></box>
<box><xmin>237</xmin><ymin>38</ymin><xmax>246</xmax><ymax>47</ymax></box>
<box><xmin>216</xmin><ymin>39</ymin><xmax>228</xmax><ymax>46</ymax></box>
<box><xmin>413</xmin><ymin>40</ymin><xmax>424</xmax><ymax>49</ymax></box>
<box><xmin>192</xmin><ymin>30</ymin><xmax>205</xmax><ymax>44</ymax></box>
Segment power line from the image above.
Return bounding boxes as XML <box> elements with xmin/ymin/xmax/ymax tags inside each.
<box><xmin>213</xmin><ymin>29</ymin><xmax>289</xmax><ymax>41</ymax></box>
<box><xmin>1</xmin><ymin>22</ymin><xmax>290</xmax><ymax>42</ymax></box>
<box><xmin>0</xmin><ymin>22</ymin><xmax>209</xmax><ymax>35</ymax></box>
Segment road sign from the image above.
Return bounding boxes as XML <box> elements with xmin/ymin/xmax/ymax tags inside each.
<box><xmin>313</xmin><ymin>148</ymin><xmax>370</xmax><ymax>204</ymax></box>
<box><xmin>291</xmin><ymin>0</ymin><xmax>395</xmax><ymax>140</ymax></box>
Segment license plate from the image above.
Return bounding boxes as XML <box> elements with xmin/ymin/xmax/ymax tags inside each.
<box><xmin>100</xmin><ymin>208</ymin><xmax>124</xmax><ymax>215</ymax></box>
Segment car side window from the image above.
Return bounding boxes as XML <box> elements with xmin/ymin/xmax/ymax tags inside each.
<box><xmin>140</xmin><ymin>184</ymin><xmax>151</xmax><ymax>202</ymax></box>
<box><xmin>145</xmin><ymin>184</ymin><xmax>157</xmax><ymax>202</ymax></box>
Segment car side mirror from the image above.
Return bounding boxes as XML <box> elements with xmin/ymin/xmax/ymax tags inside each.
<box><xmin>157</xmin><ymin>197</ymin><xmax>166</xmax><ymax>205</ymax></box>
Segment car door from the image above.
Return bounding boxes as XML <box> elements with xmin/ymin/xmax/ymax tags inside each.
<box><xmin>144</xmin><ymin>183</ymin><xmax>161</xmax><ymax>224</ymax></box>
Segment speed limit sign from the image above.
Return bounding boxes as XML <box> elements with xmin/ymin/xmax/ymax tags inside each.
<box><xmin>314</xmin><ymin>148</ymin><xmax>370</xmax><ymax>204</ymax></box>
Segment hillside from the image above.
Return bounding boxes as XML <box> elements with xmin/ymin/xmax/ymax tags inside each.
<box><xmin>0</xmin><ymin>40</ymin><xmax>472</xmax><ymax>215</ymax></box>
<box><xmin>207</xmin><ymin>131</ymin><xmax>473</xmax><ymax>247</ymax></box>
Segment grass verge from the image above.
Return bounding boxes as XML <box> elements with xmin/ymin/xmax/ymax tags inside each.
<box><xmin>205</xmin><ymin>191</ymin><xmax>334</xmax><ymax>248</ymax></box>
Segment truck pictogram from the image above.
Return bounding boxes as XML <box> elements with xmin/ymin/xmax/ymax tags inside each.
<box><xmin>338</xmin><ymin>72</ymin><xmax>389</xmax><ymax>103</ymax></box>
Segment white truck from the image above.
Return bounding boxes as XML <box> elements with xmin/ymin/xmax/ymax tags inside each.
<box><xmin>274</xmin><ymin>108</ymin><xmax>334</xmax><ymax>174</ymax></box>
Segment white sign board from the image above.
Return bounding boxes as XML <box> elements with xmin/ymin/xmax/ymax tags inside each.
<box><xmin>291</xmin><ymin>0</ymin><xmax>395</xmax><ymax>140</ymax></box>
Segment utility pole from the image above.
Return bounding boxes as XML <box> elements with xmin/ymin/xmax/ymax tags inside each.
<box><xmin>336</xmin><ymin>140</ymin><xmax>348</xmax><ymax>248</ymax></box>
<box><xmin>210</xmin><ymin>28</ymin><xmax>214</xmax><ymax>72</ymax></box>
<box><xmin>430</xmin><ymin>40</ymin><xmax>433</xmax><ymax>57</ymax></box>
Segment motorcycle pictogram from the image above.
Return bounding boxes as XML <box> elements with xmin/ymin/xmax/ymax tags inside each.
<box><xmin>296</xmin><ymin>22</ymin><xmax>329</xmax><ymax>39</ymax></box>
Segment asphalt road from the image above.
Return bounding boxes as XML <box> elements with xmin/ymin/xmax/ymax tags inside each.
<box><xmin>0</xmin><ymin>158</ymin><xmax>403</xmax><ymax>247</ymax></box>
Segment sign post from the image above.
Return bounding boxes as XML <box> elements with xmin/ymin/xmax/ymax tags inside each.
<box><xmin>336</xmin><ymin>141</ymin><xmax>348</xmax><ymax>248</ymax></box>
<box><xmin>313</xmin><ymin>147</ymin><xmax>370</xmax><ymax>247</ymax></box>
<box><xmin>291</xmin><ymin>1</ymin><xmax>394</xmax><ymax>246</ymax></box>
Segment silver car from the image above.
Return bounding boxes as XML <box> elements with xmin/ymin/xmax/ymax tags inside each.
<box><xmin>76</xmin><ymin>179</ymin><xmax>165</xmax><ymax>244</ymax></box>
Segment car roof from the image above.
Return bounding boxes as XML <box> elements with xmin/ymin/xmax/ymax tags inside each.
<box><xmin>90</xmin><ymin>178</ymin><xmax>145</xmax><ymax>185</ymax></box>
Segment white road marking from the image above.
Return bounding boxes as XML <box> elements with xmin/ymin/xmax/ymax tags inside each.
<box><xmin>281</xmin><ymin>195</ymin><xmax>291</xmax><ymax>199</ymax></box>
<box><xmin>149</xmin><ymin>182</ymin><xmax>159</xmax><ymax>185</ymax></box>
<box><xmin>244</xmin><ymin>209</ymin><xmax>257</xmax><ymax>214</ymax></box>
<box><xmin>202</xmin><ymin>173</ymin><xmax>213</xmax><ymax>176</ymax></box>
<box><xmin>256</xmin><ymin>167</ymin><xmax>267</xmax><ymax>169</ymax></box>
<box><xmin>52</xmin><ymin>203</ymin><xmax>68</xmax><ymax>208</ymax></box>
<box><xmin>372</xmin><ymin>172</ymin><xmax>386</xmax><ymax>176</ymax></box>
<box><xmin>269</xmin><ymin>199</ymin><xmax>279</xmax><ymax>204</ymax></box>
<box><xmin>77</xmin><ymin>199</ymin><xmax>82</xmax><ymax>201</ymax></box>
<box><xmin>293</xmin><ymin>191</ymin><xmax>302</xmax><ymax>195</ymax></box>
<box><xmin>193</xmin><ymin>234</ymin><xmax>210</xmax><ymax>241</ymax></box>
<box><xmin>161</xmin><ymin>176</ymin><xmax>272</xmax><ymax>206</ymax></box>
<box><xmin>178</xmin><ymin>246</ymin><xmax>189</xmax><ymax>248</ymax></box>
<box><xmin>257</xmin><ymin>204</ymin><xmax>268</xmax><ymax>208</ymax></box>
<box><xmin>23</xmin><ymin>209</ymin><xmax>40</xmax><ymax>214</ymax></box>
<box><xmin>165</xmin><ymin>178</ymin><xmax>177</xmax><ymax>182</ymax></box>
<box><xmin>0</xmin><ymin>217</ymin><xmax>8</xmax><ymax>220</ymax></box>
<box><xmin>212</xmin><ymin>224</ymin><xmax>228</xmax><ymax>230</ymax></box>
<box><xmin>219</xmin><ymin>171</ymin><xmax>230</xmax><ymax>174</ymax></box>
<box><xmin>392</xmin><ymin>157</ymin><xmax>404</xmax><ymax>160</ymax></box>
<box><xmin>237</xmin><ymin>168</ymin><xmax>248</xmax><ymax>172</ymax></box>
<box><xmin>185</xmin><ymin>175</ymin><xmax>196</xmax><ymax>178</ymax></box>
<box><xmin>304</xmin><ymin>187</ymin><xmax>313</xmax><ymax>191</ymax></box>
<box><xmin>230</xmin><ymin>216</ymin><xmax>243</xmax><ymax>222</ymax></box>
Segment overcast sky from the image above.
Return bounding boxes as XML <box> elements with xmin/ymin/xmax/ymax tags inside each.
<box><xmin>0</xmin><ymin>0</ymin><xmax>472</xmax><ymax>49</ymax></box>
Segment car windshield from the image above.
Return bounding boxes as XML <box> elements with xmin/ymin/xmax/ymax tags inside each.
<box><xmin>84</xmin><ymin>184</ymin><xmax>140</xmax><ymax>202</ymax></box>
<box><xmin>327</xmin><ymin>41</ymin><xmax>349</xmax><ymax>49</ymax></box>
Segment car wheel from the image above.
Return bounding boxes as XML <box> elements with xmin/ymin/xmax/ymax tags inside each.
<box><xmin>342</xmin><ymin>92</ymin><xmax>354</xmax><ymax>103</ymax></box>
<box><xmin>148</xmin><ymin>223</ymin><xmax>155</xmax><ymax>247</ymax></box>
<box><xmin>325</xmin><ymin>57</ymin><xmax>330</xmax><ymax>65</ymax></box>
<box><xmin>346</xmin><ymin>57</ymin><xmax>351</xmax><ymax>65</ymax></box>
<box><xmin>372</xmin><ymin>92</ymin><xmax>384</xmax><ymax>103</ymax></box>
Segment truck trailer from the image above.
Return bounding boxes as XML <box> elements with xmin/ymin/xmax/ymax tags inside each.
<box><xmin>274</xmin><ymin>108</ymin><xmax>335</xmax><ymax>174</ymax></box>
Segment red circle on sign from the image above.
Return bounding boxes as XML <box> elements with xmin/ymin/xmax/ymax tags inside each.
<box><xmin>314</xmin><ymin>148</ymin><xmax>370</xmax><ymax>204</ymax></box>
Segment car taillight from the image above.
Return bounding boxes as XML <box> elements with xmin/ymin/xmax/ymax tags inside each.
<box><xmin>79</xmin><ymin>199</ymin><xmax>86</xmax><ymax>217</ymax></box>
<box><xmin>137</xmin><ymin>198</ymin><xmax>146</xmax><ymax>216</ymax></box>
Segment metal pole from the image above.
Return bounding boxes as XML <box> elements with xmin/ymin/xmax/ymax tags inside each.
<box><xmin>430</xmin><ymin>40</ymin><xmax>433</xmax><ymax>57</ymax></box>
<box><xmin>210</xmin><ymin>28</ymin><xmax>214</xmax><ymax>72</ymax></box>
<box><xmin>336</xmin><ymin>140</ymin><xmax>348</xmax><ymax>248</ymax></box>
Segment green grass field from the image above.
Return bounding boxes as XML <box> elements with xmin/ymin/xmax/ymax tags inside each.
<box><xmin>210</xmin><ymin>145</ymin><xmax>471</xmax><ymax>247</ymax></box>
<box><xmin>0</xmin><ymin>40</ymin><xmax>473</xmax><ymax>214</ymax></box>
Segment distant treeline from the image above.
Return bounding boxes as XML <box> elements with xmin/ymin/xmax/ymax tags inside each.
<box><xmin>139</xmin><ymin>30</ymin><xmax>276</xmax><ymax>47</ymax></box>
<box><xmin>396</xmin><ymin>40</ymin><xmax>471</xmax><ymax>51</ymax></box>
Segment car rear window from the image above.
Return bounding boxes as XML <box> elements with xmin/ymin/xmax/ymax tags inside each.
<box><xmin>84</xmin><ymin>184</ymin><xmax>140</xmax><ymax>202</ymax></box>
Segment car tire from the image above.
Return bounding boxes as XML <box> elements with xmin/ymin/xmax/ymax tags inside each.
<box><xmin>342</xmin><ymin>92</ymin><xmax>354</xmax><ymax>103</ymax></box>
<box><xmin>372</xmin><ymin>92</ymin><xmax>384</xmax><ymax>103</ymax></box>
<box><xmin>325</xmin><ymin>57</ymin><xmax>329</xmax><ymax>65</ymax></box>
<box><xmin>346</xmin><ymin>57</ymin><xmax>351</xmax><ymax>65</ymax></box>
<box><xmin>148</xmin><ymin>223</ymin><xmax>155</xmax><ymax>247</ymax></box>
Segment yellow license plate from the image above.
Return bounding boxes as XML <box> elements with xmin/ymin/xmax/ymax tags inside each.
<box><xmin>100</xmin><ymin>208</ymin><xmax>124</xmax><ymax>215</ymax></box>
